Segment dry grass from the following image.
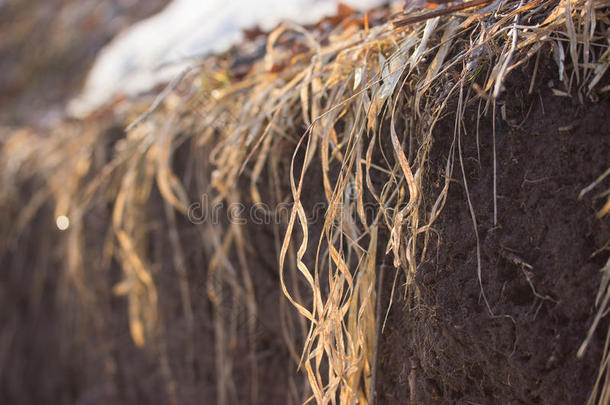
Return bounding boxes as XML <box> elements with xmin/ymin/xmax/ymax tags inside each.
<box><xmin>1</xmin><ymin>1</ymin><xmax>609</xmax><ymax>404</ymax></box>
<box><xmin>579</xmin><ymin>168</ymin><xmax>610</xmax><ymax>405</ymax></box>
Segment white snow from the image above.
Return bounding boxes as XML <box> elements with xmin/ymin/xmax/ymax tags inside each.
<box><xmin>68</xmin><ymin>0</ymin><xmax>389</xmax><ymax>117</ymax></box>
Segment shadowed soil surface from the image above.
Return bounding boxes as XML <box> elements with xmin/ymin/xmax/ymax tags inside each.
<box><xmin>375</xmin><ymin>59</ymin><xmax>610</xmax><ymax>404</ymax></box>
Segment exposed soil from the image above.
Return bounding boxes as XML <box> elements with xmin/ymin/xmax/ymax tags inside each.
<box><xmin>375</xmin><ymin>57</ymin><xmax>610</xmax><ymax>404</ymax></box>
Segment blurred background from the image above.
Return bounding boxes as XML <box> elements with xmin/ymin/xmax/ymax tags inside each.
<box><xmin>1</xmin><ymin>0</ymin><xmax>386</xmax><ymax>125</ymax></box>
<box><xmin>0</xmin><ymin>0</ymin><xmax>168</xmax><ymax>126</ymax></box>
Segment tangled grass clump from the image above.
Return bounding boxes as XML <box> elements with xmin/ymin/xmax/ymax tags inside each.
<box><xmin>1</xmin><ymin>1</ymin><xmax>609</xmax><ymax>404</ymax></box>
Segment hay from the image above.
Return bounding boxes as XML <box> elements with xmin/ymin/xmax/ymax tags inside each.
<box><xmin>1</xmin><ymin>1</ymin><xmax>609</xmax><ymax>404</ymax></box>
